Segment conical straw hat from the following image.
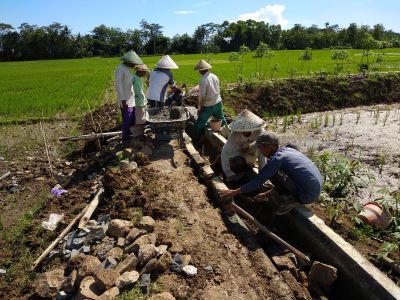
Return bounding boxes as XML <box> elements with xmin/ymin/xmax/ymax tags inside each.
<box><xmin>228</xmin><ymin>109</ymin><xmax>265</xmax><ymax>132</ymax></box>
<box><xmin>156</xmin><ymin>55</ymin><xmax>179</xmax><ymax>69</ymax></box>
<box><xmin>121</xmin><ymin>50</ymin><xmax>143</xmax><ymax>65</ymax></box>
<box><xmin>135</xmin><ymin>64</ymin><xmax>149</xmax><ymax>72</ymax></box>
<box><xmin>194</xmin><ymin>59</ymin><xmax>212</xmax><ymax>71</ymax></box>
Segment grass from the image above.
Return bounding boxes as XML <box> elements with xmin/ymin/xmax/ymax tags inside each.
<box><xmin>1</xmin><ymin>48</ymin><xmax>400</xmax><ymax>122</ymax></box>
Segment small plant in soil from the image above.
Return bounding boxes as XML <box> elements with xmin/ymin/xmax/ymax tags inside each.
<box><xmin>377</xmin><ymin>153</ymin><xmax>386</xmax><ymax>173</ymax></box>
<box><xmin>332</xmin><ymin>114</ymin><xmax>336</xmax><ymax>126</ymax></box>
<box><xmin>296</xmin><ymin>110</ymin><xmax>302</xmax><ymax>123</ymax></box>
<box><xmin>355</xmin><ymin>112</ymin><xmax>361</xmax><ymax>124</ymax></box>
<box><xmin>383</xmin><ymin>111</ymin><xmax>390</xmax><ymax>126</ymax></box>
<box><xmin>339</xmin><ymin>113</ymin><xmax>344</xmax><ymax>125</ymax></box>
<box><xmin>324</xmin><ymin>113</ymin><xmax>329</xmax><ymax>127</ymax></box>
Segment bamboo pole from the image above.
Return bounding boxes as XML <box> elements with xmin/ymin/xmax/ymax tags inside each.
<box><xmin>39</xmin><ymin>120</ymin><xmax>54</xmax><ymax>177</ymax></box>
<box><xmin>0</xmin><ymin>171</ymin><xmax>11</xmax><ymax>181</ymax></box>
<box><xmin>232</xmin><ymin>203</ymin><xmax>311</xmax><ymax>264</ymax></box>
<box><xmin>78</xmin><ymin>187</ymin><xmax>104</xmax><ymax>229</ymax></box>
<box><xmin>32</xmin><ymin>205</ymin><xmax>88</xmax><ymax>270</ymax></box>
<box><xmin>58</xmin><ymin>131</ymin><xmax>122</xmax><ymax>142</ymax></box>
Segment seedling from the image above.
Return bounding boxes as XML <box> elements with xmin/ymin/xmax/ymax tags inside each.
<box><xmin>324</xmin><ymin>113</ymin><xmax>329</xmax><ymax>127</ymax></box>
<box><xmin>296</xmin><ymin>110</ymin><xmax>302</xmax><ymax>123</ymax></box>
<box><xmin>340</xmin><ymin>113</ymin><xmax>344</xmax><ymax>125</ymax></box>
<box><xmin>356</xmin><ymin>112</ymin><xmax>361</xmax><ymax>125</ymax></box>
<box><xmin>377</xmin><ymin>153</ymin><xmax>386</xmax><ymax>173</ymax></box>
<box><xmin>383</xmin><ymin>111</ymin><xmax>390</xmax><ymax>126</ymax></box>
<box><xmin>332</xmin><ymin>114</ymin><xmax>336</xmax><ymax>126</ymax></box>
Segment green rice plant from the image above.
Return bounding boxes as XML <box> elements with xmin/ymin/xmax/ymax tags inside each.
<box><xmin>283</xmin><ymin>115</ymin><xmax>289</xmax><ymax>132</ymax></box>
<box><xmin>377</xmin><ymin>153</ymin><xmax>387</xmax><ymax>173</ymax></box>
<box><xmin>356</xmin><ymin>112</ymin><xmax>361</xmax><ymax>124</ymax></box>
<box><xmin>296</xmin><ymin>110</ymin><xmax>302</xmax><ymax>123</ymax></box>
<box><xmin>383</xmin><ymin>110</ymin><xmax>390</xmax><ymax>126</ymax></box>
<box><xmin>324</xmin><ymin>113</ymin><xmax>329</xmax><ymax>127</ymax></box>
<box><xmin>340</xmin><ymin>113</ymin><xmax>344</xmax><ymax>125</ymax></box>
<box><xmin>332</xmin><ymin>114</ymin><xmax>336</xmax><ymax>126</ymax></box>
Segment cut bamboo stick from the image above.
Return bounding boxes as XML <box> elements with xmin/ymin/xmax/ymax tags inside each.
<box><xmin>78</xmin><ymin>187</ymin><xmax>104</xmax><ymax>229</ymax></box>
<box><xmin>379</xmin><ymin>256</ymin><xmax>400</xmax><ymax>275</ymax></box>
<box><xmin>39</xmin><ymin>121</ymin><xmax>54</xmax><ymax>176</ymax></box>
<box><xmin>0</xmin><ymin>171</ymin><xmax>11</xmax><ymax>181</ymax></box>
<box><xmin>59</xmin><ymin>131</ymin><xmax>122</xmax><ymax>142</ymax></box>
<box><xmin>32</xmin><ymin>205</ymin><xmax>88</xmax><ymax>270</ymax></box>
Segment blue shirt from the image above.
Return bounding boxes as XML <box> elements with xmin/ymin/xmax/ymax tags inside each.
<box><xmin>240</xmin><ymin>147</ymin><xmax>323</xmax><ymax>203</ymax></box>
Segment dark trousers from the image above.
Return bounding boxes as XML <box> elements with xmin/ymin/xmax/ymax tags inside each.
<box><xmin>148</xmin><ymin>99</ymin><xmax>163</xmax><ymax>108</ymax></box>
<box><xmin>121</xmin><ymin>107</ymin><xmax>135</xmax><ymax>142</ymax></box>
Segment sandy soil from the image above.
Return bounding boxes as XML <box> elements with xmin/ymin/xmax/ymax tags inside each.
<box><xmin>273</xmin><ymin>103</ymin><xmax>400</xmax><ymax>205</ymax></box>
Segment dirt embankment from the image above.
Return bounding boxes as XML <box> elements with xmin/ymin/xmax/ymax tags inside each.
<box><xmin>223</xmin><ymin>73</ymin><xmax>400</xmax><ymax>116</ymax></box>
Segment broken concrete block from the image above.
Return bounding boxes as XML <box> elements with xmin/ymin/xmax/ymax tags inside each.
<box><xmin>138</xmin><ymin>244</ymin><xmax>158</xmax><ymax>265</ymax></box>
<box><xmin>125</xmin><ymin>234</ymin><xmax>156</xmax><ymax>254</ymax></box>
<box><xmin>156</xmin><ymin>251</ymin><xmax>173</xmax><ymax>273</ymax></box>
<box><xmin>117</xmin><ymin>237</ymin><xmax>125</xmax><ymax>247</ymax></box>
<box><xmin>85</xmin><ymin>224</ymin><xmax>108</xmax><ymax>243</ymax></box>
<box><xmin>102</xmin><ymin>256</ymin><xmax>118</xmax><ymax>269</ymax></box>
<box><xmin>136</xmin><ymin>216</ymin><xmax>156</xmax><ymax>232</ymax></box>
<box><xmin>149</xmin><ymin>292</ymin><xmax>176</xmax><ymax>300</ymax></box>
<box><xmin>115</xmin><ymin>254</ymin><xmax>138</xmax><ymax>274</ymax></box>
<box><xmin>108</xmin><ymin>247</ymin><xmax>124</xmax><ymax>260</ymax></box>
<box><xmin>119</xmin><ymin>160</ymin><xmax>137</xmax><ymax>172</ymax></box>
<box><xmin>140</xmin><ymin>273</ymin><xmax>151</xmax><ymax>296</ymax></box>
<box><xmin>34</xmin><ymin>268</ymin><xmax>65</xmax><ymax>298</ymax></box>
<box><xmin>93</xmin><ymin>236</ymin><xmax>115</xmax><ymax>260</ymax></box>
<box><xmin>98</xmin><ymin>286</ymin><xmax>120</xmax><ymax>300</ymax></box>
<box><xmin>141</xmin><ymin>258</ymin><xmax>158</xmax><ymax>274</ymax></box>
<box><xmin>94</xmin><ymin>268</ymin><xmax>120</xmax><ymax>290</ymax></box>
<box><xmin>271</xmin><ymin>255</ymin><xmax>298</xmax><ymax>278</ymax></box>
<box><xmin>75</xmin><ymin>276</ymin><xmax>102</xmax><ymax>300</ymax></box>
<box><xmin>68</xmin><ymin>254</ymin><xmax>101</xmax><ymax>280</ymax></box>
<box><xmin>107</xmin><ymin>219</ymin><xmax>134</xmax><ymax>238</ymax></box>
<box><xmin>125</xmin><ymin>228</ymin><xmax>147</xmax><ymax>244</ymax></box>
<box><xmin>115</xmin><ymin>271</ymin><xmax>140</xmax><ymax>289</ymax></box>
<box><xmin>308</xmin><ymin>261</ymin><xmax>337</xmax><ymax>293</ymax></box>
<box><xmin>62</xmin><ymin>270</ymin><xmax>78</xmax><ymax>294</ymax></box>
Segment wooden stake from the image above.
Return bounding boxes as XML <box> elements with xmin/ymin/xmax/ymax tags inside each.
<box><xmin>78</xmin><ymin>187</ymin><xmax>104</xmax><ymax>229</ymax></box>
<box><xmin>39</xmin><ymin>120</ymin><xmax>54</xmax><ymax>177</ymax></box>
<box><xmin>59</xmin><ymin>131</ymin><xmax>122</xmax><ymax>142</ymax></box>
<box><xmin>32</xmin><ymin>205</ymin><xmax>88</xmax><ymax>270</ymax></box>
<box><xmin>0</xmin><ymin>171</ymin><xmax>11</xmax><ymax>181</ymax></box>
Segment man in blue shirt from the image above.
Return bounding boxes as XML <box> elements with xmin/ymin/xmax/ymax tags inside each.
<box><xmin>219</xmin><ymin>133</ymin><xmax>323</xmax><ymax>215</ymax></box>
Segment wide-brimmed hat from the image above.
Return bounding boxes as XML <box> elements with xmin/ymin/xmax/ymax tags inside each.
<box><xmin>121</xmin><ymin>50</ymin><xmax>143</xmax><ymax>65</ymax></box>
<box><xmin>135</xmin><ymin>64</ymin><xmax>149</xmax><ymax>72</ymax></box>
<box><xmin>156</xmin><ymin>55</ymin><xmax>179</xmax><ymax>69</ymax></box>
<box><xmin>194</xmin><ymin>59</ymin><xmax>212</xmax><ymax>71</ymax></box>
<box><xmin>228</xmin><ymin>109</ymin><xmax>265</xmax><ymax>132</ymax></box>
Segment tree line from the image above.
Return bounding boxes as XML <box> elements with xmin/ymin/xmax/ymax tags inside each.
<box><xmin>1</xmin><ymin>19</ymin><xmax>399</xmax><ymax>61</ymax></box>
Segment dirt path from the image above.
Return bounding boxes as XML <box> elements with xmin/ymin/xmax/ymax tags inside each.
<box><xmin>136</xmin><ymin>141</ymin><xmax>275</xmax><ymax>299</ymax></box>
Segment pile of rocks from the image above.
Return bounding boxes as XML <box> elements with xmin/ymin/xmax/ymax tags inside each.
<box><xmin>34</xmin><ymin>216</ymin><xmax>177</xmax><ymax>300</ymax></box>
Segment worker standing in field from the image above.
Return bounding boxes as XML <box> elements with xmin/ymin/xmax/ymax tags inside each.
<box><xmin>132</xmin><ymin>64</ymin><xmax>149</xmax><ymax>137</ymax></box>
<box><xmin>146</xmin><ymin>55</ymin><xmax>179</xmax><ymax>107</ymax></box>
<box><xmin>193</xmin><ymin>59</ymin><xmax>226</xmax><ymax>139</ymax></box>
<box><xmin>220</xmin><ymin>109</ymin><xmax>267</xmax><ymax>184</ymax></box>
<box><xmin>219</xmin><ymin>133</ymin><xmax>323</xmax><ymax>215</ymax></box>
<box><xmin>115</xmin><ymin>50</ymin><xmax>143</xmax><ymax>144</ymax></box>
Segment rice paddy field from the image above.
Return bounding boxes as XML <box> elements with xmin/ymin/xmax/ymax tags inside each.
<box><xmin>1</xmin><ymin>48</ymin><xmax>400</xmax><ymax>122</ymax></box>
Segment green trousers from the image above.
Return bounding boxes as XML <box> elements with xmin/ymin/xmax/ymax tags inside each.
<box><xmin>194</xmin><ymin>102</ymin><xmax>227</xmax><ymax>134</ymax></box>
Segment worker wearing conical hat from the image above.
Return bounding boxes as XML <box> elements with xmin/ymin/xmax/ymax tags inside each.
<box><xmin>146</xmin><ymin>55</ymin><xmax>179</xmax><ymax>108</ymax></box>
<box><xmin>132</xmin><ymin>64</ymin><xmax>149</xmax><ymax>137</ymax></box>
<box><xmin>115</xmin><ymin>50</ymin><xmax>144</xmax><ymax>143</ymax></box>
<box><xmin>193</xmin><ymin>59</ymin><xmax>227</xmax><ymax>138</ymax></box>
<box><xmin>220</xmin><ymin>109</ymin><xmax>267</xmax><ymax>183</ymax></box>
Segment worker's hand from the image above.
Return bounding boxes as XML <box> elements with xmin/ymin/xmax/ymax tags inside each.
<box><xmin>254</xmin><ymin>191</ymin><xmax>270</xmax><ymax>202</ymax></box>
<box><xmin>219</xmin><ymin>188</ymin><xmax>241</xmax><ymax>199</ymax></box>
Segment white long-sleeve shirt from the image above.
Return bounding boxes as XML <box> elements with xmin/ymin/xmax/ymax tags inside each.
<box><xmin>199</xmin><ymin>72</ymin><xmax>222</xmax><ymax>108</ymax></box>
<box><xmin>221</xmin><ymin>129</ymin><xmax>267</xmax><ymax>178</ymax></box>
<box><xmin>115</xmin><ymin>64</ymin><xmax>135</xmax><ymax>108</ymax></box>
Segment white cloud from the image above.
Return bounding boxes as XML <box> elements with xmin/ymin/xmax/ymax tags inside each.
<box><xmin>237</xmin><ymin>4</ymin><xmax>289</xmax><ymax>28</ymax></box>
<box><xmin>192</xmin><ymin>1</ymin><xmax>210</xmax><ymax>7</ymax></box>
<box><xmin>173</xmin><ymin>10</ymin><xmax>196</xmax><ymax>15</ymax></box>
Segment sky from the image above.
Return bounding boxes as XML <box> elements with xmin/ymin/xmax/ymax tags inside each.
<box><xmin>1</xmin><ymin>0</ymin><xmax>400</xmax><ymax>36</ymax></box>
